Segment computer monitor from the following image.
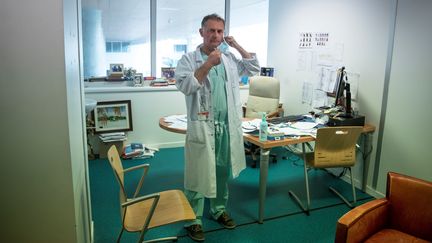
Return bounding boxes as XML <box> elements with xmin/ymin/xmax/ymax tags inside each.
<box><xmin>333</xmin><ymin>66</ymin><xmax>346</xmax><ymax>108</ymax></box>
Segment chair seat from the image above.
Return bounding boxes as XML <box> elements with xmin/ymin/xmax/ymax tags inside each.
<box><xmin>365</xmin><ymin>229</ymin><xmax>430</xmax><ymax>243</ymax></box>
<box><xmin>124</xmin><ymin>189</ymin><xmax>195</xmax><ymax>231</ymax></box>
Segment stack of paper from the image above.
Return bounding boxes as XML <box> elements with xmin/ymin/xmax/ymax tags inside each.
<box><xmin>99</xmin><ymin>132</ymin><xmax>127</xmax><ymax>142</ymax></box>
<box><xmin>164</xmin><ymin>115</ymin><xmax>187</xmax><ymax>130</ymax></box>
<box><xmin>122</xmin><ymin>143</ymin><xmax>159</xmax><ymax>159</ymax></box>
<box><xmin>273</xmin><ymin>121</ymin><xmax>318</xmax><ymax>137</ymax></box>
<box><xmin>242</xmin><ymin>119</ymin><xmax>261</xmax><ymax>133</ymax></box>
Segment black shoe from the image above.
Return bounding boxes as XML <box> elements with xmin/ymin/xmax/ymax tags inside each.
<box><xmin>185</xmin><ymin>224</ymin><xmax>205</xmax><ymax>242</ymax></box>
<box><xmin>217</xmin><ymin>212</ymin><xmax>236</xmax><ymax>229</ymax></box>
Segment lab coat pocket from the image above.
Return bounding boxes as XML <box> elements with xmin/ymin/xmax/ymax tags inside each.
<box><xmin>187</xmin><ymin>120</ymin><xmax>206</xmax><ymax>143</ymax></box>
<box><xmin>184</xmin><ymin>139</ymin><xmax>212</xmax><ymax>194</ymax></box>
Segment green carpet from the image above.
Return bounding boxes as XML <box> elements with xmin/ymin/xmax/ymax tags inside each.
<box><xmin>89</xmin><ymin>147</ymin><xmax>372</xmax><ymax>242</ymax></box>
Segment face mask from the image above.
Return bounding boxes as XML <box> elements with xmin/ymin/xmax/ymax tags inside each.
<box><xmin>218</xmin><ymin>40</ymin><xmax>229</xmax><ymax>54</ymax></box>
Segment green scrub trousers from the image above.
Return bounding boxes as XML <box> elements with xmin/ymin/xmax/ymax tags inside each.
<box><xmin>184</xmin><ymin>55</ymin><xmax>231</xmax><ymax>226</ymax></box>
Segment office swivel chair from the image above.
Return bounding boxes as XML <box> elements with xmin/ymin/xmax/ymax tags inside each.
<box><xmin>243</xmin><ymin>75</ymin><xmax>283</xmax><ymax>168</ymax></box>
<box><xmin>288</xmin><ymin>126</ymin><xmax>363</xmax><ymax>215</ymax></box>
<box><xmin>107</xmin><ymin>145</ymin><xmax>195</xmax><ymax>243</ymax></box>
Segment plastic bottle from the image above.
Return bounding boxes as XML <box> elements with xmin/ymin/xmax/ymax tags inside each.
<box><xmin>259</xmin><ymin>112</ymin><xmax>268</xmax><ymax>141</ymax></box>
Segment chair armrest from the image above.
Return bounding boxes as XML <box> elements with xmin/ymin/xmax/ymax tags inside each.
<box><xmin>123</xmin><ymin>164</ymin><xmax>150</xmax><ymax>198</ymax></box>
<box><xmin>335</xmin><ymin>198</ymin><xmax>389</xmax><ymax>243</ymax></box>
<box><xmin>123</xmin><ymin>163</ymin><xmax>149</xmax><ymax>173</ymax></box>
<box><xmin>267</xmin><ymin>110</ymin><xmax>279</xmax><ymax>118</ymax></box>
<box><xmin>122</xmin><ymin>192</ymin><xmax>160</xmax><ymax>207</ymax></box>
<box><xmin>267</xmin><ymin>105</ymin><xmax>284</xmax><ymax>118</ymax></box>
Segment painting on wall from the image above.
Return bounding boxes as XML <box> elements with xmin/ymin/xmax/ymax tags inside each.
<box><xmin>92</xmin><ymin>100</ymin><xmax>133</xmax><ymax>133</ymax></box>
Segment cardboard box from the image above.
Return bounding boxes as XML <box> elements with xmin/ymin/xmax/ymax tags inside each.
<box><xmin>99</xmin><ymin>141</ymin><xmax>124</xmax><ymax>158</ymax></box>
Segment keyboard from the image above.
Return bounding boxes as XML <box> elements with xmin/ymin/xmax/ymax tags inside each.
<box><xmin>268</xmin><ymin>115</ymin><xmax>304</xmax><ymax>124</ymax></box>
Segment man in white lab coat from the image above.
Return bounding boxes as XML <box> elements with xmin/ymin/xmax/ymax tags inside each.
<box><xmin>175</xmin><ymin>13</ymin><xmax>260</xmax><ymax>241</ymax></box>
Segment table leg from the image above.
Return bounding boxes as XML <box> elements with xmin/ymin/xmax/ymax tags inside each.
<box><xmin>258</xmin><ymin>148</ymin><xmax>270</xmax><ymax>224</ymax></box>
<box><xmin>362</xmin><ymin>133</ymin><xmax>373</xmax><ymax>192</ymax></box>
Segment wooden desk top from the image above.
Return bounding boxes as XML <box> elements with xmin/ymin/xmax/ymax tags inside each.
<box><xmin>159</xmin><ymin>117</ymin><xmax>186</xmax><ymax>134</ymax></box>
<box><xmin>159</xmin><ymin>117</ymin><xmax>376</xmax><ymax>149</ymax></box>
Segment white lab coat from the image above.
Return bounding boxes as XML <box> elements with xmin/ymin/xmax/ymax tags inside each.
<box><xmin>175</xmin><ymin>45</ymin><xmax>260</xmax><ymax>198</ymax></box>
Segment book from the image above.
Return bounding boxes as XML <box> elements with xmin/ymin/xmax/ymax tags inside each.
<box><xmin>121</xmin><ymin>143</ymin><xmax>157</xmax><ymax>159</ymax></box>
<box><xmin>99</xmin><ymin>132</ymin><xmax>127</xmax><ymax>143</ymax></box>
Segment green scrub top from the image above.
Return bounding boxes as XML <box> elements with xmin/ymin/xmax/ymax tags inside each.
<box><xmin>202</xmin><ymin>53</ymin><xmax>230</xmax><ymax>167</ymax></box>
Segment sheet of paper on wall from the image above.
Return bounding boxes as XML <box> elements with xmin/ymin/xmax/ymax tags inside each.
<box><xmin>318</xmin><ymin>66</ymin><xmax>337</xmax><ymax>93</ymax></box>
<box><xmin>297</xmin><ymin>51</ymin><xmax>313</xmax><ymax>71</ymax></box>
<box><xmin>312</xmin><ymin>89</ymin><xmax>330</xmax><ymax>108</ymax></box>
<box><xmin>346</xmin><ymin>71</ymin><xmax>360</xmax><ymax>100</ymax></box>
<box><xmin>302</xmin><ymin>81</ymin><xmax>313</xmax><ymax>105</ymax></box>
<box><xmin>333</xmin><ymin>43</ymin><xmax>344</xmax><ymax>62</ymax></box>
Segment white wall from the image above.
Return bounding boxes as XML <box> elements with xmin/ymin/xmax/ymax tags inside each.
<box><xmin>0</xmin><ymin>0</ymin><xmax>90</xmax><ymax>242</ymax></box>
<box><xmin>85</xmin><ymin>86</ymin><xmax>250</xmax><ymax>151</ymax></box>
<box><xmin>377</xmin><ymin>0</ymin><xmax>432</xmax><ymax>190</ymax></box>
<box><xmin>268</xmin><ymin>0</ymin><xmax>393</xmax><ymax>194</ymax></box>
<box><xmin>268</xmin><ymin>0</ymin><xmax>432</xmax><ymax>194</ymax></box>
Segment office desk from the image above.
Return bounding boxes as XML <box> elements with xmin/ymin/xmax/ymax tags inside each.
<box><xmin>159</xmin><ymin>117</ymin><xmax>375</xmax><ymax>223</ymax></box>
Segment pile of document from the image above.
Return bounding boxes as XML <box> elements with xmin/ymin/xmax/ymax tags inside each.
<box><xmin>241</xmin><ymin>118</ymin><xmax>319</xmax><ymax>138</ymax></box>
<box><xmin>122</xmin><ymin>143</ymin><xmax>158</xmax><ymax>159</ymax></box>
<box><xmin>99</xmin><ymin>132</ymin><xmax>127</xmax><ymax>142</ymax></box>
<box><xmin>150</xmin><ymin>78</ymin><xmax>169</xmax><ymax>86</ymax></box>
<box><xmin>164</xmin><ymin>114</ymin><xmax>187</xmax><ymax>130</ymax></box>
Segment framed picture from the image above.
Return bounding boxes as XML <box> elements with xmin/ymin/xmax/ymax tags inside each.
<box><xmin>161</xmin><ymin>67</ymin><xmax>175</xmax><ymax>79</ymax></box>
<box><xmin>133</xmin><ymin>73</ymin><xmax>143</xmax><ymax>86</ymax></box>
<box><xmin>109</xmin><ymin>63</ymin><xmax>124</xmax><ymax>75</ymax></box>
<box><xmin>92</xmin><ymin>100</ymin><xmax>133</xmax><ymax>133</ymax></box>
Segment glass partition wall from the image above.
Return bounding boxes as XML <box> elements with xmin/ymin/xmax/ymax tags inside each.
<box><xmin>82</xmin><ymin>0</ymin><xmax>268</xmax><ymax>80</ymax></box>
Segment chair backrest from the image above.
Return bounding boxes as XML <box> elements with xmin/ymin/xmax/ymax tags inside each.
<box><xmin>107</xmin><ymin>145</ymin><xmax>128</xmax><ymax>205</ymax></box>
<box><xmin>386</xmin><ymin>172</ymin><xmax>432</xmax><ymax>241</ymax></box>
<box><xmin>311</xmin><ymin>126</ymin><xmax>363</xmax><ymax>168</ymax></box>
<box><xmin>245</xmin><ymin>76</ymin><xmax>280</xmax><ymax>118</ymax></box>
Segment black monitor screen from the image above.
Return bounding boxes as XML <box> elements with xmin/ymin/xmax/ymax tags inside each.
<box><xmin>334</xmin><ymin>67</ymin><xmax>346</xmax><ymax>108</ymax></box>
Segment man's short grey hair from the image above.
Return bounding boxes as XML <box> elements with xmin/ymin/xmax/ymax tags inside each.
<box><xmin>201</xmin><ymin>13</ymin><xmax>225</xmax><ymax>27</ymax></box>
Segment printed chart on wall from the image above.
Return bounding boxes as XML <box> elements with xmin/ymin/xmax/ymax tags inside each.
<box><xmin>297</xmin><ymin>31</ymin><xmax>360</xmax><ymax>109</ymax></box>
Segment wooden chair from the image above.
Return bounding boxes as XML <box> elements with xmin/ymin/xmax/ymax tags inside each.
<box><xmin>243</xmin><ymin>76</ymin><xmax>283</xmax><ymax>168</ymax></box>
<box><xmin>289</xmin><ymin>126</ymin><xmax>363</xmax><ymax>215</ymax></box>
<box><xmin>107</xmin><ymin>145</ymin><xmax>195</xmax><ymax>243</ymax></box>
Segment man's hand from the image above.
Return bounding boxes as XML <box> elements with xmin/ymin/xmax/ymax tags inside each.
<box><xmin>207</xmin><ymin>49</ymin><xmax>222</xmax><ymax>66</ymax></box>
<box><xmin>194</xmin><ymin>49</ymin><xmax>221</xmax><ymax>83</ymax></box>
<box><xmin>224</xmin><ymin>36</ymin><xmax>238</xmax><ymax>48</ymax></box>
<box><xmin>224</xmin><ymin>36</ymin><xmax>251</xmax><ymax>59</ymax></box>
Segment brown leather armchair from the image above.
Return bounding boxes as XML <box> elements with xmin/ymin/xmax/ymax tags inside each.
<box><xmin>335</xmin><ymin>172</ymin><xmax>432</xmax><ymax>243</ymax></box>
